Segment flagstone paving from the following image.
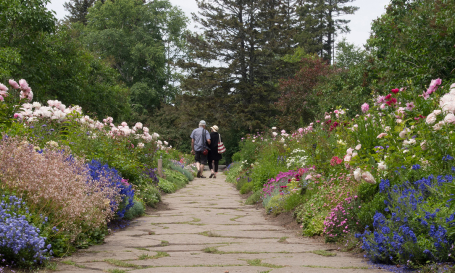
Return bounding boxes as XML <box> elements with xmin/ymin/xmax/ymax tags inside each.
<box><xmin>56</xmin><ymin>171</ymin><xmax>382</xmax><ymax>273</ymax></box>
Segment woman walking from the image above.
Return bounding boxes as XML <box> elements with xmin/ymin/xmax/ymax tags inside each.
<box><xmin>208</xmin><ymin>125</ymin><xmax>222</xmax><ymax>178</ymax></box>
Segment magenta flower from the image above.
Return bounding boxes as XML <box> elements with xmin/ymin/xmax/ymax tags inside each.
<box><xmin>361</xmin><ymin>103</ymin><xmax>369</xmax><ymax>113</ymax></box>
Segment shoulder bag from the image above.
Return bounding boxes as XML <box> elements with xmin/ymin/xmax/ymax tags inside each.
<box><xmin>218</xmin><ymin>133</ymin><xmax>226</xmax><ymax>154</ymax></box>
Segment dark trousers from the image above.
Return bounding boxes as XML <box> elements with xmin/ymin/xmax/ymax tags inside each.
<box><xmin>208</xmin><ymin>160</ymin><xmax>219</xmax><ymax>172</ymax></box>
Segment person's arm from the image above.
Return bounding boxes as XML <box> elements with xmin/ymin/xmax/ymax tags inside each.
<box><xmin>191</xmin><ymin>138</ymin><xmax>195</xmax><ymax>154</ymax></box>
<box><xmin>206</xmin><ymin>131</ymin><xmax>211</xmax><ymax>145</ymax></box>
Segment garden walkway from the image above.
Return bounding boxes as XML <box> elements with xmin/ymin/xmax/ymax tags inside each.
<box><xmin>57</xmin><ymin>171</ymin><xmax>382</xmax><ymax>273</ymax></box>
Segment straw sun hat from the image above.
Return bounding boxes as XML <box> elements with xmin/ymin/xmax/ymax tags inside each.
<box><xmin>211</xmin><ymin>125</ymin><xmax>219</xmax><ymax>132</ymax></box>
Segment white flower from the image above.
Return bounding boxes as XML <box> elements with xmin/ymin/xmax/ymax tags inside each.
<box><xmin>426</xmin><ymin>113</ymin><xmax>437</xmax><ymax>124</ymax></box>
<box><xmin>344</xmin><ymin>155</ymin><xmax>352</xmax><ymax>162</ymax></box>
<box><xmin>272</xmin><ymin>132</ymin><xmax>278</xmax><ymax>137</ymax></box>
<box><xmin>399</xmin><ymin>128</ymin><xmax>410</xmax><ymax>139</ymax></box>
<box><xmin>325</xmin><ymin>115</ymin><xmax>331</xmax><ymax>119</ymax></box>
<box><xmin>271</xmin><ymin>127</ymin><xmax>277</xmax><ymax>130</ymax></box>
<box><xmin>444</xmin><ymin>113</ymin><xmax>455</xmax><ymax>124</ymax></box>
<box><xmin>408</xmin><ymin>139</ymin><xmax>416</xmax><ymax>145</ymax></box>
<box><xmin>378</xmin><ymin>161</ymin><xmax>387</xmax><ymax>171</ymax></box>
<box><xmin>355</xmin><ymin>144</ymin><xmax>361</xmax><ymax>150</ymax></box>
<box><xmin>361</xmin><ymin>171</ymin><xmax>376</xmax><ymax>184</ymax></box>
<box><xmin>337</xmin><ymin>139</ymin><xmax>346</xmax><ymax>145</ymax></box>
<box><xmin>134</xmin><ymin>122</ymin><xmax>143</xmax><ymax>129</ymax></box>
<box><xmin>433</xmin><ymin>121</ymin><xmax>444</xmax><ymax>131</ymax></box>
<box><xmin>385</xmin><ymin>126</ymin><xmax>391</xmax><ymax>132</ymax></box>
<box><xmin>433</xmin><ymin>110</ymin><xmax>442</xmax><ymax>115</ymax></box>
<box><xmin>46</xmin><ymin>141</ymin><xmax>58</xmax><ymax>148</ymax></box>
<box><xmin>352</xmin><ymin>152</ymin><xmax>358</xmax><ymax>158</ymax></box>
<box><xmin>138</xmin><ymin>143</ymin><xmax>144</xmax><ymax>149</ymax></box>
<box><xmin>163</xmin><ymin>141</ymin><xmax>168</xmax><ymax>146</ymax></box>
<box><xmin>346</xmin><ymin>148</ymin><xmax>354</xmax><ymax>155</ymax></box>
<box><xmin>353</xmin><ymin>168</ymin><xmax>362</xmax><ymax>182</ymax></box>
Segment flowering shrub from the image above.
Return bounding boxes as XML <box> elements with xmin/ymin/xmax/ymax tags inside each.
<box><xmin>86</xmin><ymin>160</ymin><xmax>134</xmax><ymax>219</ymax></box>
<box><xmin>0</xmin><ymin>194</ymin><xmax>51</xmax><ymax>267</ymax></box>
<box><xmin>0</xmin><ymin>137</ymin><xmax>120</xmax><ymax>239</ymax></box>
<box><xmin>324</xmin><ymin>195</ymin><xmax>361</xmax><ymax>242</ymax></box>
<box><xmin>357</xmin><ymin>171</ymin><xmax>455</xmax><ymax>267</ymax></box>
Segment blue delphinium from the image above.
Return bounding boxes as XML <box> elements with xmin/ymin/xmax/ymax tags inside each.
<box><xmin>357</xmin><ymin>171</ymin><xmax>455</xmax><ymax>268</ymax></box>
<box><xmin>86</xmin><ymin>160</ymin><xmax>134</xmax><ymax>219</ymax></box>
<box><xmin>0</xmin><ymin>195</ymin><xmax>50</xmax><ymax>267</ymax></box>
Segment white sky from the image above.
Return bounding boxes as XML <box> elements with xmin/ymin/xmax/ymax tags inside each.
<box><xmin>47</xmin><ymin>0</ymin><xmax>390</xmax><ymax>48</ymax></box>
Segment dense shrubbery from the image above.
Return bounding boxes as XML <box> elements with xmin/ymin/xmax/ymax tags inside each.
<box><xmin>227</xmin><ymin>78</ymin><xmax>455</xmax><ymax>268</ymax></box>
<box><xmin>0</xmin><ymin>79</ymin><xmax>193</xmax><ymax>267</ymax></box>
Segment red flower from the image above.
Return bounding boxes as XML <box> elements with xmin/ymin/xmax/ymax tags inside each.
<box><xmin>386</xmin><ymin>98</ymin><xmax>397</xmax><ymax>105</ymax></box>
<box><xmin>385</xmin><ymin>94</ymin><xmax>392</xmax><ymax>100</ymax></box>
<box><xmin>391</xmin><ymin>88</ymin><xmax>399</xmax><ymax>94</ymax></box>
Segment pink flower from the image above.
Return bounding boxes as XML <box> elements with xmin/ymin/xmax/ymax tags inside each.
<box><xmin>121</xmin><ymin>122</ymin><xmax>128</xmax><ymax>127</ymax></box>
<box><xmin>361</xmin><ymin>103</ymin><xmax>369</xmax><ymax>113</ymax></box>
<box><xmin>377</xmin><ymin>133</ymin><xmax>388</xmax><ymax>138</ymax></box>
<box><xmin>9</xmin><ymin>79</ymin><xmax>20</xmax><ymax>89</ymax></box>
<box><xmin>391</xmin><ymin>88</ymin><xmax>399</xmax><ymax>94</ymax></box>
<box><xmin>0</xmin><ymin>83</ymin><xmax>8</xmax><ymax>92</ymax></box>
<box><xmin>406</xmin><ymin>102</ymin><xmax>415</xmax><ymax>111</ymax></box>
<box><xmin>0</xmin><ymin>95</ymin><xmax>3</xmax><ymax>102</ymax></box>
<box><xmin>355</xmin><ymin>144</ymin><xmax>361</xmax><ymax>150</ymax></box>
<box><xmin>444</xmin><ymin>113</ymin><xmax>455</xmax><ymax>124</ymax></box>
<box><xmin>19</xmin><ymin>79</ymin><xmax>29</xmax><ymax>90</ymax></box>
<box><xmin>361</xmin><ymin>171</ymin><xmax>376</xmax><ymax>184</ymax></box>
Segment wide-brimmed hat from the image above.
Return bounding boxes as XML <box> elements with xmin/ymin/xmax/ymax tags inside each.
<box><xmin>199</xmin><ymin>120</ymin><xmax>206</xmax><ymax>126</ymax></box>
<box><xmin>211</xmin><ymin>125</ymin><xmax>219</xmax><ymax>132</ymax></box>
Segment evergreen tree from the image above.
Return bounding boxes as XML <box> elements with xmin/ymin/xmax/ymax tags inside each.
<box><xmin>181</xmin><ymin>0</ymin><xmax>299</xmax><ymax>132</ymax></box>
<box><xmin>63</xmin><ymin>0</ymin><xmax>96</xmax><ymax>24</ymax></box>
<box><xmin>296</xmin><ymin>0</ymin><xmax>358</xmax><ymax>62</ymax></box>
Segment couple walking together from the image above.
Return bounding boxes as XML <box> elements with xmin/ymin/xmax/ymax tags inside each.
<box><xmin>190</xmin><ymin>120</ymin><xmax>223</xmax><ymax>178</ymax></box>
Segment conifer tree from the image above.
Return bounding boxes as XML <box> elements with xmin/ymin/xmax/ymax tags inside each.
<box><xmin>63</xmin><ymin>0</ymin><xmax>96</xmax><ymax>24</ymax></box>
<box><xmin>181</xmin><ymin>0</ymin><xmax>300</xmax><ymax>131</ymax></box>
<box><xmin>296</xmin><ymin>0</ymin><xmax>358</xmax><ymax>62</ymax></box>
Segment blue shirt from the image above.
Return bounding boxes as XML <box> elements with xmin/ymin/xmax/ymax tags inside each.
<box><xmin>190</xmin><ymin>127</ymin><xmax>211</xmax><ymax>152</ymax></box>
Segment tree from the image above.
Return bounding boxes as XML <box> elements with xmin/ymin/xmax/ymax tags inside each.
<box><xmin>276</xmin><ymin>55</ymin><xmax>333</xmax><ymax>129</ymax></box>
<box><xmin>63</xmin><ymin>0</ymin><xmax>96</xmax><ymax>25</ymax></box>
<box><xmin>367</xmin><ymin>0</ymin><xmax>455</xmax><ymax>90</ymax></box>
<box><xmin>84</xmin><ymin>0</ymin><xmax>188</xmax><ymax>118</ymax></box>
<box><xmin>296</xmin><ymin>0</ymin><xmax>358</xmax><ymax>62</ymax></box>
<box><xmin>181</xmin><ymin>0</ymin><xmax>300</xmax><ymax>132</ymax></box>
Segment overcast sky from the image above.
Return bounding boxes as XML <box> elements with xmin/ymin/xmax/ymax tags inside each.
<box><xmin>47</xmin><ymin>0</ymin><xmax>390</xmax><ymax>48</ymax></box>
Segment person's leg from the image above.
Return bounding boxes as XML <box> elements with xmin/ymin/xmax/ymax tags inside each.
<box><xmin>208</xmin><ymin>160</ymin><xmax>215</xmax><ymax>178</ymax></box>
<box><xmin>200</xmin><ymin>154</ymin><xmax>208</xmax><ymax>178</ymax></box>
<box><xmin>195</xmin><ymin>152</ymin><xmax>201</xmax><ymax>177</ymax></box>
<box><xmin>214</xmin><ymin>160</ymin><xmax>219</xmax><ymax>178</ymax></box>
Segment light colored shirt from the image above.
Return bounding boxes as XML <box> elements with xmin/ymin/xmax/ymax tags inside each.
<box><xmin>190</xmin><ymin>127</ymin><xmax>211</xmax><ymax>152</ymax></box>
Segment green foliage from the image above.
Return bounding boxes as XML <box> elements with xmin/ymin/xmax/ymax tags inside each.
<box><xmin>357</xmin><ymin>194</ymin><xmax>386</xmax><ymax>230</ymax></box>
<box><xmin>225</xmin><ymin>163</ymin><xmax>243</xmax><ymax>184</ymax></box>
<box><xmin>368</xmin><ymin>0</ymin><xmax>455</xmax><ymax>91</ymax></box>
<box><xmin>239</xmin><ymin>182</ymin><xmax>253</xmax><ymax>194</ymax></box>
<box><xmin>123</xmin><ymin>199</ymin><xmax>146</xmax><ymax>220</ymax></box>
<box><xmin>164</xmin><ymin>169</ymin><xmax>188</xmax><ymax>189</ymax></box>
<box><xmin>245</xmin><ymin>190</ymin><xmax>263</xmax><ymax>205</ymax></box>
<box><xmin>168</xmin><ymin>162</ymin><xmax>194</xmax><ymax>181</ymax></box>
<box><xmin>158</xmin><ymin>177</ymin><xmax>176</xmax><ymax>193</ymax></box>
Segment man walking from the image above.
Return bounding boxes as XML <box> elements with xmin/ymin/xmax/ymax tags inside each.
<box><xmin>190</xmin><ymin>120</ymin><xmax>211</xmax><ymax>178</ymax></box>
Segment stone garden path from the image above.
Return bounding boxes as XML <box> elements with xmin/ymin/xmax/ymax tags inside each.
<box><xmin>57</xmin><ymin>171</ymin><xmax>382</xmax><ymax>273</ymax></box>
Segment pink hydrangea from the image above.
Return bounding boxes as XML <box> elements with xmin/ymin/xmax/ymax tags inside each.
<box><xmin>361</xmin><ymin>103</ymin><xmax>369</xmax><ymax>113</ymax></box>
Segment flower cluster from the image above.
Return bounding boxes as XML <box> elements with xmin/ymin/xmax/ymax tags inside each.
<box><xmin>357</xmin><ymin>171</ymin><xmax>455</xmax><ymax>267</ymax></box>
<box><xmin>0</xmin><ymin>137</ymin><xmax>119</xmax><ymax>239</ymax></box>
<box><xmin>86</xmin><ymin>160</ymin><xmax>134</xmax><ymax>219</ymax></box>
<box><xmin>323</xmin><ymin>195</ymin><xmax>360</xmax><ymax>241</ymax></box>
<box><xmin>0</xmin><ymin>195</ymin><xmax>50</xmax><ymax>267</ymax></box>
